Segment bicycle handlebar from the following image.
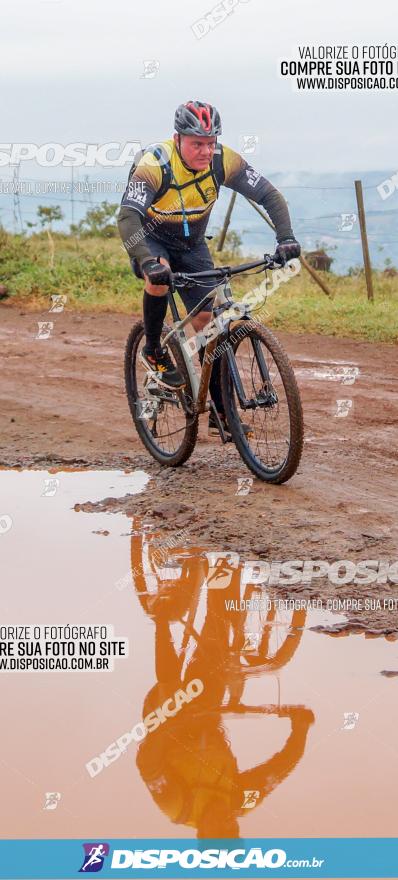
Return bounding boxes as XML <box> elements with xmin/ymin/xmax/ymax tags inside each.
<box><xmin>167</xmin><ymin>253</ymin><xmax>284</xmax><ymax>290</ymax></box>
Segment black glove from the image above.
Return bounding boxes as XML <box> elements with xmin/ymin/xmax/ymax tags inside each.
<box><xmin>141</xmin><ymin>258</ymin><xmax>171</xmax><ymax>286</ymax></box>
<box><xmin>274</xmin><ymin>238</ymin><xmax>301</xmax><ymax>265</ymax></box>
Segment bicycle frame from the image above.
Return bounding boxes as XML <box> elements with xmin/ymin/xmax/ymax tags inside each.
<box><xmin>161</xmin><ymin>279</ymin><xmax>231</xmax><ymax>413</ymax></box>
<box><xmin>162</xmin><ymin>276</ymin><xmax>273</xmax><ymax>416</ymax></box>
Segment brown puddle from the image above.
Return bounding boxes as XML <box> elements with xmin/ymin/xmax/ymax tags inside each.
<box><xmin>0</xmin><ymin>469</ymin><xmax>398</xmax><ymax>846</ymax></box>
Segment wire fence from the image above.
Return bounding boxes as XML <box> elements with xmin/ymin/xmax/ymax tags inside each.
<box><xmin>1</xmin><ymin>173</ymin><xmax>397</xmax><ymax>275</ymax></box>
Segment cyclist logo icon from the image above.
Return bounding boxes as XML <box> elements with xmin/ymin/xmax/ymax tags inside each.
<box><xmin>141</xmin><ymin>60</ymin><xmax>160</xmax><ymax>79</ymax></box>
<box><xmin>242</xmin><ymin>790</ymin><xmax>260</xmax><ymax>809</ymax></box>
<box><xmin>338</xmin><ymin>212</ymin><xmax>357</xmax><ymax>232</ymax></box>
<box><xmin>242</xmin><ymin>135</ymin><xmax>259</xmax><ymax>155</ymax></box>
<box><xmin>79</xmin><ymin>843</ymin><xmax>110</xmax><ymax>873</ymax></box>
<box><xmin>205</xmin><ymin>552</ymin><xmax>240</xmax><ymax>590</ymax></box>
<box><xmin>43</xmin><ymin>791</ymin><xmax>61</xmax><ymax>810</ymax></box>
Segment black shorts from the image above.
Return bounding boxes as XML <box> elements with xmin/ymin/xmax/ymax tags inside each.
<box><xmin>131</xmin><ymin>236</ymin><xmax>216</xmax><ymax>313</ymax></box>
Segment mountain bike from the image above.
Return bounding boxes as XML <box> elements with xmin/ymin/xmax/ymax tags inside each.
<box><xmin>131</xmin><ymin>527</ymin><xmax>306</xmax><ymax>675</ymax></box>
<box><xmin>124</xmin><ymin>254</ymin><xmax>303</xmax><ymax>483</ymax></box>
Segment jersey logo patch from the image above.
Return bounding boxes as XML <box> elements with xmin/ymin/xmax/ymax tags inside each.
<box><xmin>245</xmin><ymin>168</ymin><xmax>261</xmax><ymax>188</ymax></box>
<box><xmin>203</xmin><ymin>184</ymin><xmax>217</xmax><ymax>200</ymax></box>
<box><xmin>125</xmin><ymin>180</ymin><xmax>147</xmax><ymax>206</ymax></box>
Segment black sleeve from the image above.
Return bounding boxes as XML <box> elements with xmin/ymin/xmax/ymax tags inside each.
<box><xmin>256</xmin><ymin>183</ymin><xmax>294</xmax><ymax>243</ymax></box>
<box><xmin>222</xmin><ymin>145</ymin><xmax>295</xmax><ymax>243</ymax></box>
<box><xmin>117</xmin><ymin>150</ymin><xmax>164</xmax><ymax>264</ymax></box>
<box><xmin>230</xmin><ymin>171</ymin><xmax>294</xmax><ymax>243</ymax></box>
<box><xmin>117</xmin><ymin>206</ymin><xmax>153</xmax><ymax>265</ymax></box>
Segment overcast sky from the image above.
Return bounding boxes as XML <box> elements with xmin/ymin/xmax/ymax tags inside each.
<box><xmin>1</xmin><ymin>0</ymin><xmax>397</xmax><ymax>174</ymax></box>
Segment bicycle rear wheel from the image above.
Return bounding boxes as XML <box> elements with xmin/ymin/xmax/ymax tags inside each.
<box><xmin>124</xmin><ymin>321</ymin><xmax>198</xmax><ymax>466</ymax></box>
<box><xmin>220</xmin><ymin>321</ymin><xmax>303</xmax><ymax>483</ymax></box>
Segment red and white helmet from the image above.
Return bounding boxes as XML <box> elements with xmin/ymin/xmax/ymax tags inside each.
<box><xmin>174</xmin><ymin>101</ymin><xmax>222</xmax><ymax>136</ymax></box>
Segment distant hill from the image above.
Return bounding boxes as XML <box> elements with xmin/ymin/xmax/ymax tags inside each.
<box><xmin>209</xmin><ymin>169</ymin><xmax>398</xmax><ymax>273</ymax></box>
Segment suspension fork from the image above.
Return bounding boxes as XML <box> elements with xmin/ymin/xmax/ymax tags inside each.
<box><xmin>224</xmin><ymin>320</ymin><xmax>273</xmax><ymax>410</ymax></box>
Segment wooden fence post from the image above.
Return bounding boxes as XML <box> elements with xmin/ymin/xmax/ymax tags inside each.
<box><xmin>217</xmin><ymin>191</ymin><xmax>237</xmax><ymax>251</ymax></box>
<box><xmin>246</xmin><ymin>198</ymin><xmax>334</xmax><ymax>299</ymax></box>
<box><xmin>354</xmin><ymin>179</ymin><xmax>374</xmax><ymax>302</ymax></box>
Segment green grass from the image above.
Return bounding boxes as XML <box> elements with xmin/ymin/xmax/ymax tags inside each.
<box><xmin>260</xmin><ymin>271</ymin><xmax>398</xmax><ymax>343</ymax></box>
<box><xmin>0</xmin><ymin>230</ymin><xmax>142</xmax><ymax>311</ymax></box>
<box><xmin>1</xmin><ymin>229</ymin><xmax>397</xmax><ymax>343</ymax></box>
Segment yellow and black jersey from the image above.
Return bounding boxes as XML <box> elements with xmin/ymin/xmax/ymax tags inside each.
<box><xmin>118</xmin><ymin>138</ymin><xmax>294</xmax><ymax>258</ymax></box>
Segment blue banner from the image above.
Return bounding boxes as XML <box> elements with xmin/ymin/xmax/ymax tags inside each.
<box><xmin>1</xmin><ymin>838</ymin><xmax>398</xmax><ymax>879</ymax></box>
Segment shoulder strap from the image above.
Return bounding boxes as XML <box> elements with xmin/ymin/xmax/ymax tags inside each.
<box><xmin>126</xmin><ymin>143</ymin><xmax>172</xmax><ymax>201</ymax></box>
<box><xmin>127</xmin><ymin>143</ymin><xmax>223</xmax><ymax>201</ymax></box>
<box><xmin>150</xmin><ymin>145</ymin><xmax>172</xmax><ymax>201</ymax></box>
<box><xmin>211</xmin><ymin>144</ymin><xmax>225</xmax><ymax>190</ymax></box>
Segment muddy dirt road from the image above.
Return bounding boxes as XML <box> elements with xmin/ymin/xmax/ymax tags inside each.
<box><xmin>1</xmin><ymin>304</ymin><xmax>397</xmax><ymax>633</ymax></box>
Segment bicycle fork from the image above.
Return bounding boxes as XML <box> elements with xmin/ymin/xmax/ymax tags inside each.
<box><xmin>225</xmin><ymin>322</ymin><xmax>276</xmax><ymax>411</ymax></box>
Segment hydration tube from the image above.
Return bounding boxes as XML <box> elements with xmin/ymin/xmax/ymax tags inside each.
<box><xmin>171</xmin><ymin>168</ymin><xmax>190</xmax><ymax>238</ymax></box>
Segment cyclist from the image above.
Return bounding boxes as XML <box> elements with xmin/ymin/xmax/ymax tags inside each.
<box><xmin>118</xmin><ymin>100</ymin><xmax>300</xmax><ymax>434</ymax></box>
<box><xmin>132</xmin><ymin>537</ymin><xmax>314</xmax><ymax>838</ymax></box>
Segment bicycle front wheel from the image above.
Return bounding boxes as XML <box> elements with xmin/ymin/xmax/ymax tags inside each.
<box><xmin>220</xmin><ymin>321</ymin><xmax>303</xmax><ymax>483</ymax></box>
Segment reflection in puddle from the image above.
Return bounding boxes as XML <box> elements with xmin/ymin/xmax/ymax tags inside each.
<box><xmin>1</xmin><ymin>470</ymin><xmax>397</xmax><ymax>843</ymax></box>
<box><xmin>130</xmin><ymin>528</ymin><xmax>398</xmax><ymax>840</ymax></box>
<box><xmin>132</xmin><ymin>530</ymin><xmax>314</xmax><ymax>838</ymax></box>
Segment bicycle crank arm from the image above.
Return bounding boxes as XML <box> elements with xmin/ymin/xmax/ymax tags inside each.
<box><xmin>209</xmin><ymin>403</ymin><xmax>232</xmax><ymax>444</ymax></box>
<box><xmin>144</xmin><ymin>375</ymin><xmax>192</xmax><ymax>412</ymax></box>
<box><xmin>144</xmin><ymin>384</ymin><xmax>180</xmax><ymax>405</ymax></box>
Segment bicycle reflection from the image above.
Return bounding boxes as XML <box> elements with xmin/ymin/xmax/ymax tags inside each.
<box><xmin>131</xmin><ymin>527</ymin><xmax>315</xmax><ymax>838</ymax></box>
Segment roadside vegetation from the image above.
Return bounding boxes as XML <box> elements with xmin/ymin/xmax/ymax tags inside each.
<box><xmin>1</xmin><ymin>205</ymin><xmax>397</xmax><ymax>343</ymax></box>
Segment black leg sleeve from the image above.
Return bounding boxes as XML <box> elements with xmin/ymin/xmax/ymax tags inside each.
<box><xmin>198</xmin><ymin>347</ymin><xmax>224</xmax><ymax>415</ymax></box>
<box><xmin>143</xmin><ymin>291</ymin><xmax>168</xmax><ymax>351</ymax></box>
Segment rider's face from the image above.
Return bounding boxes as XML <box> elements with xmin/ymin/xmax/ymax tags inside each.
<box><xmin>174</xmin><ymin>133</ymin><xmax>216</xmax><ymax>170</ymax></box>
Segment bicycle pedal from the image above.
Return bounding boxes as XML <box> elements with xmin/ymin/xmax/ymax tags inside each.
<box><xmin>146</xmin><ymin>371</ymin><xmax>185</xmax><ymax>391</ymax></box>
<box><xmin>146</xmin><ymin>379</ymin><xmax>161</xmax><ymax>394</ymax></box>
